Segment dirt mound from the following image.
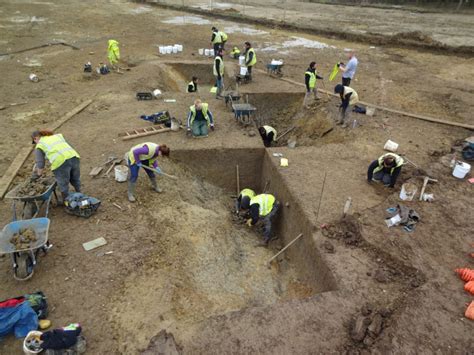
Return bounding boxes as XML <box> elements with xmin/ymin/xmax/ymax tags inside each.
<box><xmin>321</xmin><ymin>215</ymin><xmax>363</xmax><ymax>247</ymax></box>
<box><xmin>391</xmin><ymin>31</ymin><xmax>435</xmax><ymax>45</ymax></box>
<box><xmin>142</xmin><ymin>330</ymin><xmax>181</xmax><ymax>355</ymax></box>
<box><xmin>16</xmin><ymin>176</ymin><xmax>54</xmax><ymax>197</ymax></box>
<box><xmin>10</xmin><ymin>228</ymin><xmax>37</xmax><ymax>250</ymax></box>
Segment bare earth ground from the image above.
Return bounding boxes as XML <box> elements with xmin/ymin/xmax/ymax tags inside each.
<box><xmin>0</xmin><ymin>1</ymin><xmax>473</xmax><ymax>354</ymax></box>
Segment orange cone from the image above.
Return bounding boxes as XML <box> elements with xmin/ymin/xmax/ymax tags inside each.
<box><xmin>455</xmin><ymin>268</ymin><xmax>474</xmax><ymax>282</ymax></box>
<box><xmin>465</xmin><ymin>301</ymin><xmax>474</xmax><ymax>320</ymax></box>
<box><xmin>464</xmin><ymin>281</ymin><xmax>474</xmax><ymax>295</ymax></box>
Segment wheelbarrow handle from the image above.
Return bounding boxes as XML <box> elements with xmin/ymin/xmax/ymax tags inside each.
<box><xmin>140</xmin><ymin>164</ymin><xmax>178</xmax><ymax>180</ymax></box>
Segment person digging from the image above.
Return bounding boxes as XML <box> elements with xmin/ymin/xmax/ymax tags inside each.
<box><xmin>187</xmin><ymin>76</ymin><xmax>199</xmax><ymax>93</ymax></box>
<box><xmin>334</xmin><ymin>84</ymin><xmax>359</xmax><ymax>128</ymax></box>
<box><xmin>235</xmin><ymin>188</ymin><xmax>256</xmax><ymax>215</ymax></box>
<box><xmin>187</xmin><ymin>99</ymin><xmax>215</xmax><ymax>138</ymax></box>
<box><xmin>127</xmin><ymin>142</ymin><xmax>170</xmax><ymax>202</ymax></box>
<box><xmin>246</xmin><ymin>193</ymin><xmax>280</xmax><ymax>246</ymax></box>
<box><xmin>259</xmin><ymin>126</ymin><xmax>277</xmax><ymax>147</ymax></box>
<box><xmin>367</xmin><ymin>153</ymin><xmax>404</xmax><ymax>188</ymax></box>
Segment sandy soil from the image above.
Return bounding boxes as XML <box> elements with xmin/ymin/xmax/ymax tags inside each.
<box><xmin>0</xmin><ymin>1</ymin><xmax>473</xmax><ymax>354</ymax></box>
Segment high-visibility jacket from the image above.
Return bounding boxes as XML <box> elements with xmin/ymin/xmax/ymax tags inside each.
<box><xmin>36</xmin><ymin>134</ymin><xmax>80</xmax><ymax>171</ymax></box>
<box><xmin>107</xmin><ymin>39</ymin><xmax>120</xmax><ymax>65</ymax></box>
<box><xmin>373</xmin><ymin>153</ymin><xmax>404</xmax><ymax>175</ymax></box>
<box><xmin>262</xmin><ymin>126</ymin><xmax>277</xmax><ymax>140</ymax></box>
<box><xmin>343</xmin><ymin>86</ymin><xmax>359</xmax><ymax>105</ymax></box>
<box><xmin>212</xmin><ymin>32</ymin><xmax>222</xmax><ymax>44</ymax></box>
<box><xmin>128</xmin><ymin>142</ymin><xmax>159</xmax><ymax>165</ymax></box>
<box><xmin>245</xmin><ymin>48</ymin><xmax>257</xmax><ymax>67</ymax></box>
<box><xmin>220</xmin><ymin>31</ymin><xmax>228</xmax><ymax>42</ymax></box>
<box><xmin>189</xmin><ymin>103</ymin><xmax>211</xmax><ymax>126</ymax></box>
<box><xmin>250</xmin><ymin>194</ymin><xmax>275</xmax><ymax>217</ymax></box>
<box><xmin>213</xmin><ymin>56</ymin><xmax>224</xmax><ymax>76</ymax></box>
<box><xmin>230</xmin><ymin>47</ymin><xmax>240</xmax><ymax>56</ymax></box>
<box><xmin>240</xmin><ymin>188</ymin><xmax>255</xmax><ymax>200</ymax></box>
<box><xmin>305</xmin><ymin>71</ymin><xmax>317</xmax><ymax>89</ymax></box>
<box><xmin>187</xmin><ymin>81</ymin><xmax>196</xmax><ymax>92</ymax></box>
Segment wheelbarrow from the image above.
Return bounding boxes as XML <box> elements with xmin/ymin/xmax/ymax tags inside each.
<box><xmin>5</xmin><ymin>178</ymin><xmax>57</xmax><ymax>220</ymax></box>
<box><xmin>0</xmin><ymin>218</ymin><xmax>50</xmax><ymax>281</ymax></box>
<box><xmin>266</xmin><ymin>63</ymin><xmax>284</xmax><ymax>77</ymax></box>
<box><xmin>232</xmin><ymin>103</ymin><xmax>257</xmax><ymax>126</ymax></box>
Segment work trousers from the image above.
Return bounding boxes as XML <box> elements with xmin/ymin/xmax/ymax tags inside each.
<box><xmin>338</xmin><ymin>105</ymin><xmax>353</xmax><ymax>126</ymax></box>
<box><xmin>303</xmin><ymin>87</ymin><xmax>318</xmax><ymax>107</ymax></box>
<box><xmin>373</xmin><ymin>171</ymin><xmax>392</xmax><ymax>186</ymax></box>
<box><xmin>128</xmin><ymin>159</ymin><xmax>155</xmax><ymax>183</ymax></box>
<box><xmin>262</xmin><ymin>201</ymin><xmax>280</xmax><ymax>243</ymax></box>
<box><xmin>342</xmin><ymin>77</ymin><xmax>351</xmax><ymax>86</ymax></box>
<box><xmin>246</xmin><ymin>66</ymin><xmax>253</xmax><ymax>79</ymax></box>
<box><xmin>54</xmin><ymin>157</ymin><xmax>81</xmax><ymax>196</ymax></box>
<box><xmin>215</xmin><ymin>77</ymin><xmax>224</xmax><ymax>96</ymax></box>
<box><xmin>192</xmin><ymin>119</ymin><xmax>209</xmax><ymax>137</ymax></box>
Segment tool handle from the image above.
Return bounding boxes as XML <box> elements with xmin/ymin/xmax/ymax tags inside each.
<box><xmin>141</xmin><ymin>164</ymin><xmax>178</xmax><ymax>180</ymax></box>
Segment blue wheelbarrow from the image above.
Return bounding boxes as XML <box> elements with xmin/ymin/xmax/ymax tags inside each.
<box><xmin>266</xmin><ymin>63</ymin><xmax>284</xmax><ymax>77</ymax></box>
<box><xmin>0</xmin><ymin>218</ymin><xmax>50</xmax><ymax>280</ymax></box>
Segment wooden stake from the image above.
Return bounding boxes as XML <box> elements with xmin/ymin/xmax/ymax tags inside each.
<box><xmin>236</xmin><ymin>165</ymin><xmax>240</xmax><ymax>196</ymax></box>
<box><xmin>267</xmin><ymin>233</ymin><xmax>304</xmax><ymax>266</ymax></box>
<box><xmin>275</xmin><ymin>126</ymin><xmax>295</xmax><ymax>142</ymax></box>
<box><xmin>315</xmin><ymin>171</ymin><xmax>327</xmax><ymax>222</ymax></box>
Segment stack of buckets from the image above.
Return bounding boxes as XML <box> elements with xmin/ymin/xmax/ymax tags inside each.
<box><xmin>238</xmin><ymin>55</ymin><xmax>247</xmax><ymax>76</ymax></box>
<box><xmin>198</xmin><ymin>48</ymin><xmax>215</xmax><ymax>57</ymax></box>
<box><xmin>158</xmin><ymin>44</ymin><xmax>183</xmax><ymax>54</ymax></box>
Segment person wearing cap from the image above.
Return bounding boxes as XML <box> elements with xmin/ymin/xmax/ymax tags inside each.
<box><xmin>127</xmin><ymin>142</ymin><xmax>170</xmax><ymax>202</ymax></box>
<box><xmin>187</xmin><ymin>99</ymin><xmax>215</xmax><ymax>138</ymax></box>
<box><xmin>259</xmin><ymin>125</ymin><xmax>277</xmax><ymax>147</ymax></box>
<box><xmin>246</xmin><ymin>194</ymin><xmax>280</xmax><ymax>246</ymax></box>
<box><xmin>334</xmin><ymin>84</ymin><xmax>359</xmax><ymax>128</ymax></box>
<box><xmin>213</xmin><ymin>48</ymin><xmax>225</xmax><ymax>97</ymax></box>
<box><xmin>235</xmin><ymin>188</ymin><xmax>256</xmax><ymax>214</ymax></box>
<box><xmin>31</xmin><ymin>130</ymin><xmax>81</xmax><ymax>201</ymax></box>
<box><xmin>338</xmin><ymin>49</ymin><xmax>358</xmax><ymax>87</ymax></box>
<box><xmin>187</xmin><ymin>76</ymin><xmax>199</xmax><ymax>93</ymax></box>
<box><xmin>304</xmin><ymin>61</ymin><xmax>324</xmax><ymax>108</ymax></box>
<box><xmin>367</xmin><ymin>153</ymin><xmax>404</xmax><ymax>188</ymax></box>
<box><xmin>244</xmin><ymin>42</ymin><xmax>257</xmax><ymax>81</ymax></box>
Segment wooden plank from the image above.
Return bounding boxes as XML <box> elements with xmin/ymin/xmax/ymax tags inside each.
<box><xmin>122</xmin><ymin>128</ymin><xmax>172</xmax><ymax>141</ymax></box>
<box><xmin>82</xmin><ymin>237</ymin><xmax>107</xmax><ymax>251</ymax></box>
<box><xmin>0</xmin><ymin>100</ymin><xmax>93</xmax><ymax>199</ymax></box>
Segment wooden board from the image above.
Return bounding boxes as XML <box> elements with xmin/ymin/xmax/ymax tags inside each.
<box><xmin>0</xmin><ymin>100</ymin><xmax>93</xmax><ymax>199</ymax></box>
<box><xmin>82</xmin><ymin>237</ymin><xmax>107</xmax><ymax>251</ymax></box>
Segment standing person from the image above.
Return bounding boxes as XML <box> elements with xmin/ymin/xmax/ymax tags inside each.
<box><xmin>213</xmin><ymin>49</ymin><xmax>225</xmax><ymax>98</ymax></box>
<box><xmin>367</xmin><ymin>153</ymin><xmax>404</xmax><ymax>188</ymax></box>
<box><xmin>187</xmin><ymin>76</ymin><xmax>199</xmax><ymax>93</ymax></box>
<box><xmin>31</xmin><ymin>130</ymin><xmax>81</xmax><ymax>201</ymax></box>
<box><xmin>339</xmin><ymin>49</ymin><xmax>358</xmax><ymax>87</ymax></box>
<box><xmin>244</xmin><ymin>42</ymin><xmax>257</xmax><ymax>81</ymax></box>
<box><xmin>246</xmin><ymin>194</ymin><xmax>280</xmax><ymax>246</ymax></box>
<box><xmin>210</xmin><ymin>27</ymin><xmax>223</xmax><ymax>54</ymax></box>
<box><xmin>304</xmin><ymin>61</ymin><xmax>324</xmax><ymax>108</ymax></box>
<box><xmin>107</xmin><ymin>39</ymin><xmax>120</xmax><ymax>69</ymax></box>
<box><xmin>126</xmin><ymin>143</ymin><xmax>170</xmax><ymax>202</ymax></box>
<box><xmin>334</xmin><ymin>84</ymin><xmax>359</xmax><ymax>128</ymax></box>
<box><xmin>258</xmin><ymin>126</ymin><xmax>277</xmax><ymax>147</ymax></box>
<box><xmin>187</xmin><ymin>99</ymin><xmax>215</xmax><ymax>138</ymax></box>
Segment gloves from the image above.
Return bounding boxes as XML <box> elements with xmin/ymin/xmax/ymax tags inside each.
<box><xmin>136</xmin><ymin>162</ymin><xmax>142</xmax><ymax>168</ymax></box>
<box><xmin>246</xmin><ymin>219</ymin><xmax>253</xmax><ymax>227</ymax></box>
<box><xmin>210</xmin><ymin>125</ymin><xmax>215</xmax><ymax>131</ymax></box>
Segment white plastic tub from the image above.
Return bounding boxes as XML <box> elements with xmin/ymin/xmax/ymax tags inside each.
<box><xmin>204</xmin><ymin>49</ymin><xmax>210</xmax><ymax>56</ymax></box>
<box><xmin>114</xmin><ymin>165</ymin><xmax>128</xmax><ymax>182</ymax></box>
<box><xmin>23</xmin><ymin>331</ymin><xmax>43</xmax><ymax>355</ymax></box>
<box><xmin>384</xmin><ymin>139</ymin><xmax>399</xmax><ymax>152</ymax></box>
<box><xmin>209</xmin><ymin>49</ymin><xmax>215</xmax><ymax>56</ymax></box>
<box><xmin>238</xmin><ymin>55</ymin><xmax>246</xmax><ymax>66</ymax></box>
<box><xmin>158</xmin><ymin>46</ymin><xmax>164</xmax><ymax>54</ymax></box>
<box><xmin>172</xmin><ymin>45</ymin><xmax>178</xmax><ymax>54</ymax></box>
<box><xmin>199</xmin><ymin>48</ymin><xmax>204</xmax><ymax>55</ymax></box>
<box><xmin>452</xmin><ymin>161</ymin><xmax>471</xmax><ymax>179</ymax></box>
<box><xmin>399</xmin><ymin>183</ymin><xmax>417</xmax><ymax>201</ymax></box>
<box><xmin>175</xmin><ymin>44</ymin><xmax>183</xmax><ymax>52</ymax></box>
<box><xmin>165</xmin><ymin>46</ymin><xmax>172</xmax><ymax>54</ymax></box>
<box><xmin>240</xmin><ymin>66</ymin><xmax>248</xmax><ymax>76</ymax></box>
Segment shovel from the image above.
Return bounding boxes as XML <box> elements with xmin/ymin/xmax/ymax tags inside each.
<box><xmin>89</xmin><ymin>156</ymin><xmax>116</xmax><ymax>177</ymax></box>
<box><xmin>103</xmin><ymin>158</ymin><xmax>123</xmax><ymax>177</ymax></box>
<box><xmin>140</xmin><ymin>164</ymin><xmax>178</xmax><ymax>180</ymax></box>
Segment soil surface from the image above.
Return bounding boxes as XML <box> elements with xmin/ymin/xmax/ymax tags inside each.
<box><xmin>0</xmin><ymin>1</ymin><xmax>473</xmax><ymax>354</ymax></box>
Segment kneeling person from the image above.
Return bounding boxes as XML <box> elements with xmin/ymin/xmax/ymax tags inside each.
<box><xmin>259</xmin><ymin>125</ymin><xmax>277</xmax><ymax>147</ymax></box>
<box><xmin>367</xmin><ymin>153</ymin><xmax>403</xmax><ymax>188</ymax></box>
<box><xmin>247</xmin><ymin>194</ymin><xmax>280</xmax><ymax>246</ymax></box>
<box><xmin>235</xmin><ymin>188</ymin><xmax>256</xmax><ymax>214</ymax></box>
<box><xmin>187</xmin><ymin>99</ymin><xmax>215</xmax><ymax>138</ymax></box>
<box><xmin>127</xmin><ymin>142</ymin><xmax>170</xmax><ymax>202</ymax></box>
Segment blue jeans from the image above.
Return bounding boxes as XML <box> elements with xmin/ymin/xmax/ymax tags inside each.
<box><xmin>192</xmin><ymin>120</ymin><xmax>209</xmax><ymax>137</ymax></box>
<box><xmin>215</xmin><ymin>77</ymin><xmax>223</xmax><ymax>95</ymax></box>
<box><xmin>373</xmin><ymin>171</ymin><xmax>391</xmax><ymax>185</ymax></box>
<box><xmin>53</xmin><ymin>157</ymin><xmax>81</xmax><ymax>196</ymax></box>
<box><xmin>128</xmin><ymin>159</ymin><xmax>155</xmax><ymax>183</ymax></box>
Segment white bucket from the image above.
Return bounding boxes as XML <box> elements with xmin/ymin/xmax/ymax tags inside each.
<box><xmin>238</xmin><ymin>55</ymin><xmax>246</xmax><ymax>66</ymax></box>
<box><xmin>384</xmin><ymin>139</ymin><xmax>399</xmax><ymax>152</ymax></box>
<box><xmin>152</xmin><ymin>89</ymin><xmax>162</xmax><ymax>98</ymax></box>
<box><xmin>23</xmin><ymin>331</ymin><xmax>43</xmax><ymax>355</ymax></box>
<box><xmin>204</xmin><ymin>49</ymin><xmax>210</xmax><ymax>56</ymax></box>
<box><xmin>29</xmin><ymin>74</ymin><xmax>39</xmax><ymax>82</ymax></box>
<box><xmin>199</xmin><ymin>48</ymin><xmax>204</xmax><ymax>55</ymax></box>
<box><xmin>240</xmin><ymin>66</ymin><xmax>248</xmax><ymax>76</ymax></box>
<box><xmin>165</xmin><ymin>46</ymin><xmax>172</xmax><ymax>54</ymax></box>
<box><xmin>158</xmin><ymin>46</ymin><xmax>164</xmax><ymax>54</ymax></box>
<box><xmin>114</xmin><ymin>165</ymin><xmax>128</xmax><ymax>183</ymax></box>
<box><xmin>175</xmin><ymin>44</ymin><xmax>183</xmax><ymax>52</ymax></box>
<box><xmin>209</xmin><ymin>49</ymin><xmax>215</xmax><ymax>57</ymax></box>
<box><xmin>399</xmin><ymin>182</ymin><xmax>417</xmax><ymax>201</ymax></box>
<box><xmin>172</xmin><ymin>45</ymin><xmax>178</xmax><ymax>54</ymax></box>
<box><xmin>452</xmin><ymin>161</ymin><xmax>471</xmax><ymax>179</ymax></box>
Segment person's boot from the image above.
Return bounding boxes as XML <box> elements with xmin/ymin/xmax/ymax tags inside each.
<box><xmin>149</xmin><ymin>177</ymin><xmax>163</xmax><ymax>193</ymax></box>
<box><xmin>128</xmin><ymin>181</ymin><xmax>137</xmax><ymax>202</ymax></box>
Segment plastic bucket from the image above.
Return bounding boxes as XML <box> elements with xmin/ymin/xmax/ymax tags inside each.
<box><xmin>209</xmin><ymin>49</ymin><xmax>215</xmax><ymax>56</ymax></box>
<box><xmin>204</xmin><ymin>49</ymin><xmax>210</xmax><ymax>56</ymax></box>
<box><xmin>158</xmin><ymin>46</ymin><xmax>164</xmax><ymax>54</ymax></box>
<box><xmin>399</xmin><ymin>182</ymin><xmax>417</xmax><ymax>201</ymax></box>
<box><xmin>240</xmin><ymin>66</ymin><xmax>248</xmax><ymax>76</ymax></box>
<box><xmin>114</xmin><ymin>165</ymin><xmax>128</xmax><ymax>183</ymax></box>
<box><xmin>152</xmin><ymin>89</ymin><xmax>162</xmax><ymax>97</ymax></box>
<box><xmin>29</xmin><ymin>74</ymin><xmax>39</xmax><ymax>82</ymax></box>
<box><xmin>452</xmin><ymin>161</ymin><xmax>471</xmax><ymax>179</ymax></box>
<box><xmin>175</xmin><ymin>44</ymin><xmax>183</xmax><ymax>52</ymax></box>
<box><xmin>172</xmin><ymin>45</ymin><xmax>178</xmax><ymax>54</ymax></box>
<box><xmin>238</xmin><ymin>55</ymin><xmax>246</xmax><ymax>66</ymax></box>
<box><xmin>23</xmin><ymin>331</ymin><xmax>43</xmax><ymax>355</ymax></box>
<box><xmin>165</xmin><ymin>46</ymin><xmax>172</xmax><ymax>54</ymax></box>
<box><xmin>199</xmin><ymin>48</ymin><xmax>204</xmax><ymax>55</ymax></box>
<box><xmin>384</xmin><ymin>139</ymin><xmax>399</xmax><ymax>152</ymax></box>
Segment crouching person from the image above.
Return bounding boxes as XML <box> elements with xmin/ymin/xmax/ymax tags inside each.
<box><xmin>187</xmin><ymin>99</ymin><xmax>215</xmax><ymax>138</ymax></box>
<box><xmin>367</xmin><ymin>153</ymin><xmax>403</xmax><ymax>188</ymax></box>
<box><xmin>247</xmin><ymin>194</ymin><xmax>280</xmax><ymax>246</ymax></box>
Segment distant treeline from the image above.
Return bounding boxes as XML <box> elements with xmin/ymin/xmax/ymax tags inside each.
<box><xmin>306</xmin><ymin>0</ymin><xmax>472</xmax><ymax>10</ymax></box>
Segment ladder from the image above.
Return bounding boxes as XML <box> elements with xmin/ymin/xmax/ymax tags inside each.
<box><xmin>120</xmin><ymin>125</ymin><xmax>171</xmax><ymax>141</ymax></box>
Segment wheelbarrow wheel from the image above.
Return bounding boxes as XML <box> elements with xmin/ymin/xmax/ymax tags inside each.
<box><xmin>14</xmin><ymin>253</ymin><xmax>34</xmax><ymax>281</ymax></box>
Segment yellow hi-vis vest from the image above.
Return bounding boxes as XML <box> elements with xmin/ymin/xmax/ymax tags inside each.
<box><xmin>107</xmin><ymin>39</ymin><xmax>120</xmax><ymax>64</ymax></box>
<box><xmin>305</xmin><ymin>70</ymin><xmax>317</xmax><ymax>89</ymax></box>
<box><xmin>245</xmin><ymin>48</ymin><xmax>257</xmax><ymax>67</ymax></box>
<box><xmin>373</xmin><ymin>153</ymin><xmax>404</xmax><ymax>175</ymax></box>
<box><xmin>240</xmin><ymin>188</ymin><xmax>256</xmax><ymax>200</ymax></box>
<box><xmin>230</xmin><ymin>47</ymin><xmax>240</xmax><ymax>56</ymax></box>
<box><xmin>128</xmin><ymin>142</ymin><xmax>159</xmax><ymax>165</ymax></box>
<box><xmin>212</xmin><ymin>32</ymin><xmax>222</xmax><ymax>44</ymax></box>
<box><xmin>213</xmin><ymin>56</ymin><xmax>224</xmax><ymax>76</ymax></box>
<box><xmin>189</xmin><ymin>103</ymin><xmax>210</xmax><ymax>126</ymax></box>
<box><xmin>343</xmin><ymin>86</ymin><xmax>359</xmax><ymax>105</ymax></box>
<box><xmin>36</xmin><ymin>134</ymin><xmax>80</xmax><ymax>171</ymax></box>
<box><xmin>250</xmin><ymin>194</ymin><xmax>275</xmax><ymax>217</ymax></box>
<box><xmin>263</xmin><ymin>126</ymin><xmax>277</xmax><ymax>140</ymax></box>
<box><xmin>220</xmin><ymin>31</ymin><xmax>228</xmax><ymax>42</ymax></box>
